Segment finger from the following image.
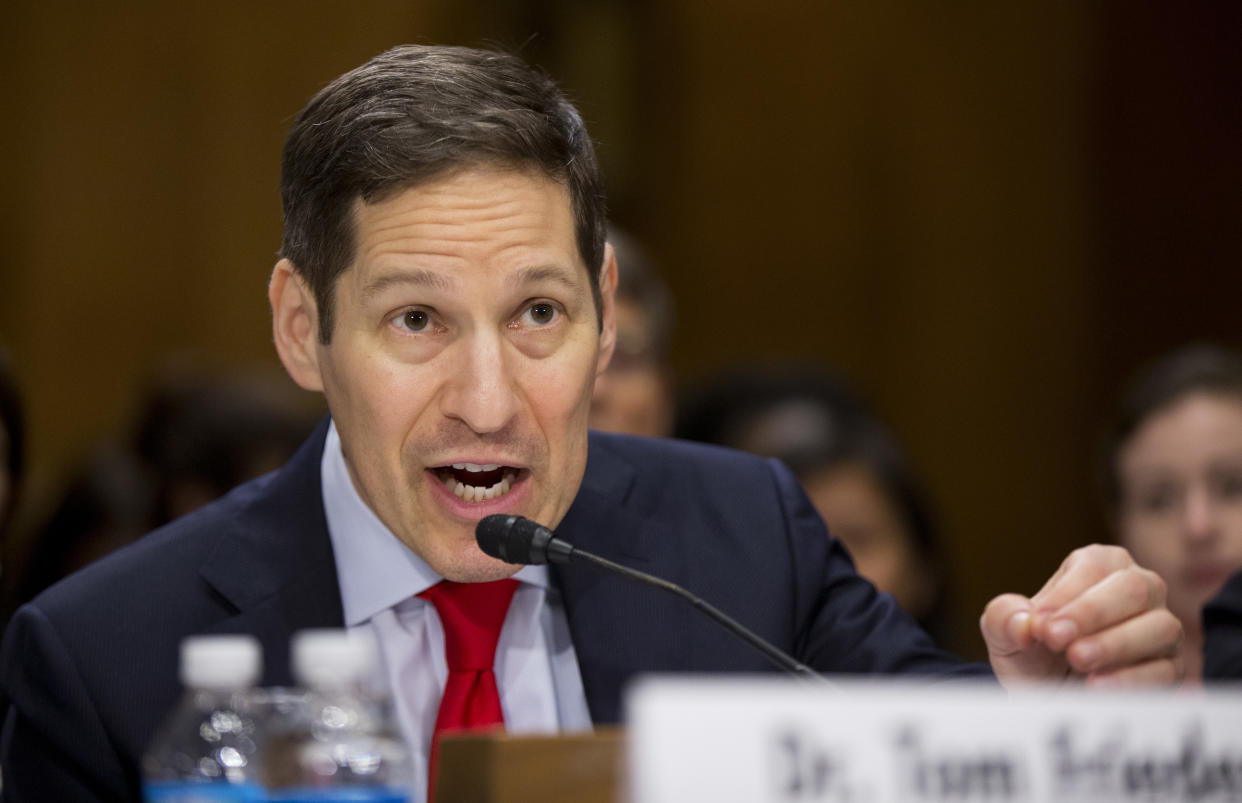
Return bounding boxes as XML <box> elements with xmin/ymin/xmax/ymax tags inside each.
<box><xmin>1063</xmin><ymin>608</ymin><xmax>1183</xmax><ymax>675</ymax></box>
<box><xmin>1041</xmin><ymin>565</ymin><xmax>1168</xmax><ymax>652</ymax></box>
<box><xmin>1029</xmin><ymin>544</ymin><xmax>1135</xmax><ymax>612</ymax></box>
<box><xmin>1085</xmin><ymin>654</ymin><xmax>1185</xmax><ymax>688</ymax></box>
<box><xmin>1028</xmin><ymin>545</ymin><xmax>1137</xmax><ymax>641</ymax></box>
<box><xmin>979</xmin><ymin>593</ymin><xmax>1035</xmax><ymax>656</ymax></box>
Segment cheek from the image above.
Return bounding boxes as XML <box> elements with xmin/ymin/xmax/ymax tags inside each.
<box><xmin>853</xmin><ymin>552</ymin><xmax>897</xmax><ymax>595</ymax></box>
<box><xmin>325</xmin><ymin>354</ymin><xmax>429</xmax><ymax>454</ymax></box>
<box><xmin>527</xmin><ymin>354</ymin><xmax>599</xmax><ymax>425</ymax></box>
<box><xmin>856</xmin><ymin>538</ymin><xmax>908</xmax><ymax>593</ymax></box>
<box><xmin>1221</xmin><ymin>510</ymin><xmax>1242</xmax><ymax>553</ymax></box>
<box><xmin>615</xmin><ymin>373</ymin><xmax>661</xmax><ymax>407</ymax></box>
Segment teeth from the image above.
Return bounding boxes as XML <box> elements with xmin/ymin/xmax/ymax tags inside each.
<box><xmin>451</xmin><ymin>462</ymin><xmax>500</xmax><ymax>473</ymax></box>
<box><xmin>442</xmin><ymin>469</ymin><xmax>515</xmax><ymax>502</ymax></box>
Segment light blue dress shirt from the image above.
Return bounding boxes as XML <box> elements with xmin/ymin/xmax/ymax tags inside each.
<box><xmin>319</xmin><ymin>422</ymin><xmax>593</xmax><ymax>801</ymax></box>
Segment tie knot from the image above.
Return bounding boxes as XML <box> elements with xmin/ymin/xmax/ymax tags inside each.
<box><xmin>420</xmin><ymin>578</ymin><xmax>519</xmax><ymax>671</ymax></box>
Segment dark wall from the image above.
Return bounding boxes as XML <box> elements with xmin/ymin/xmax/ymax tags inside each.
<box><xmin>2</xmin><ymin>1</ymin><xmax>1238</xmax><ymax>656</ymax></box>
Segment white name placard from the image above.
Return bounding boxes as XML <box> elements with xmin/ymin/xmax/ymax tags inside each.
<box><xmin>625</xmin><ymin>677</ymin><xmax>1242</xmax><ymax>803</ymax></box>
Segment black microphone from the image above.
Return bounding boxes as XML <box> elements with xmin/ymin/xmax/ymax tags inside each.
<box><xmin>475</xmin><ymin>514</ymin><xmax>574</xmax><ymax>565</ymax></box>
<box><xmin>476</xmin><ymin>514</ymin><xmax>832</xmax><ymax>684</ymax></box>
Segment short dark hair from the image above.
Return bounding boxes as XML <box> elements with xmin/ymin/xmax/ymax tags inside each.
<box><xmin>279</xmin><ymin>45</ymin><xmax>607</xmax><ymax>342</ymax></box>
<box><xmin>1104</xmin><ymin>343</ymin><xmax>1242</xmax><ymax>509</ymax></box>
<box><xmin>675</xmin><ymin>366</ymin><xmax>939</xmax><ymax>555</ymax></box>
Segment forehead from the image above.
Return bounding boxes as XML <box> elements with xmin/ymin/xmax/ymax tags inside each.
<box><xmin>346</xmin><ymin>167</ymin><xmax>581</xmax><ymax>278</ymax></box>
<box><xmin>1121</xmin><ymin>393</ymin><xmax>1242</xmax><ymax>471</ymax></box>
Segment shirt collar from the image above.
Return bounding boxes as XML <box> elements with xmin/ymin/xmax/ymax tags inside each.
<box><xmin>320</xmin><ymin>420</ymin><xmax>548</xmax><ymax>627</ymax></box>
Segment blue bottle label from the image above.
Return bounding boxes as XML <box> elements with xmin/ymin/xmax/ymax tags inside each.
<box><xmin>143</xmin><ymin>781</ymin><xmax>266</xmax><ymax>802</ymax></box>
<box><xmin>266</xmin><ymin>788</ymin><xmax>409</xmax><ymax>803</ymax></box>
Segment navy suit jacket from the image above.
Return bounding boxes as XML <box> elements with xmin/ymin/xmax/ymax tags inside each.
<box><xmin>1204</xmin><ymin>570</ymin><xmax>1242</xmax><ymax>680</ymax></box>
<box><xmin>0</xmin><ymin>421</ymin><xmax>982</xmax><ymax>802</ymax></box>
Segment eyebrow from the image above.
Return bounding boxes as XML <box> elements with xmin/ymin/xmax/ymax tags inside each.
<box><xmin>361</xmin><ymin>269</ymin><xmax>455</xmax><ymax>301</ymax></box>
<box><xmin>508</xmin><ymin>265</ymin><xmax>588</xmax><ymax>299</ymax></box>
<box><xmin>360</xmin><ymin>263</ymin><xmax>588</xmax><ymax>302</ymax></box>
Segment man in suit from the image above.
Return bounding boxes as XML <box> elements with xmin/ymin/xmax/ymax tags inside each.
<box><xmin>1</xmin><ymin>45</ymin><xmax>1182</xmax><ymax>802</ymax></box>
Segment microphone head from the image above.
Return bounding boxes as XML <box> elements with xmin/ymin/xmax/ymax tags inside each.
<box><xmin>476</xmin><ymin>514</ymin><xmax>548</xmax><ymax>565</ymax></box>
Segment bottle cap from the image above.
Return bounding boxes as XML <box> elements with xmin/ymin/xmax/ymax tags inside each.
<box><xmin>179</xmin><ymin>634</ymin><xmax>262</xmax><ymax>690</ymax></box>
<box><xmin>292</xmin><ymin>628</ymin><xmax>379</xmax><ymax>689</ymax></box>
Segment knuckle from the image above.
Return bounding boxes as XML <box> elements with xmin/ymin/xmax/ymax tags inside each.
<box><xmin>1146</xmin><ymin>569</ymin><xmax>1169</xmax><ymax>605</ymax></box>
<box><xmin>1068</xmin><ymin>543</ymin><xmax>1130</xmax><ymax>573</ymax></box>
<box><xmin>1099</xmin><ymin>543</ymin><xmax>1130</xmax><ymax>565</ymax></box>
<box><xmin>1066</xmin><ymin>546</ymin><xmax>1091</xmax><ymax>566</ymax></box>
<box><xmin>1162</xmin><ymin>613</ymin><xmax>1185</xmax><ymax>651</ymax></box>
<box><xmin>1074</xmin><ymin>597</ymin><xmax>1103</xmax><ymax>625</ymax></box>
<box><xmin>1122</xmin><ymin>571</ymin><xmax>1150</xmax><ymax>608</ymax></box>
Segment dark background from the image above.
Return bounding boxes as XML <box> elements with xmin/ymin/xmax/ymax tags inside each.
<box><xmin>2</xmin><ymin>1</ymin><xmax>1239</xmax><ymax>657</ymax></box>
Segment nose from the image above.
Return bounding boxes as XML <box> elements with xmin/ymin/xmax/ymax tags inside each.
<box><xmin>1182</xmin><ymin>486</ymin><xmax>1219</xmax><ymax>544</ymax></box>
<box><xmin>439</xmin><ymin>330</ymin><xmax>520</xmax><ymax>435</ymax></box>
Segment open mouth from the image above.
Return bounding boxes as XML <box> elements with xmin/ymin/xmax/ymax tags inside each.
<box><xmin>433</xmin><ymin>463</ymin><xmax>521</xmax><ymax>502</ymax></box>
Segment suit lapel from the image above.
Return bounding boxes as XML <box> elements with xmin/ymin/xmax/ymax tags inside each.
<box><xmin>552</xmin><ymin>434</ymin><xmax>700</xmax><ymax>724</ymax></box>
<box><xmin>197</xmin><ymin>418</ymin><xmax>346</xmax><ymax>685</ymax></box>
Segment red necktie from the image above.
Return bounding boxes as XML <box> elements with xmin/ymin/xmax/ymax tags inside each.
<box><xmin>419</xmin><ymin>578</ymin><xmax>520</xmax><ymax>801</ymax></box>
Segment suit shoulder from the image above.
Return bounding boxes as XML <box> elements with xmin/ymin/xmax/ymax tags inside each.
<box><xmin>27</xmin><ymin>472</ymin><xmax>272</xmax><ymax>624</ymax></box>
<box><xmin>589</xmin><ymin>429</ymin><xmax>780</xmax><ymax>473</ymax></box>
<box><xmin>585</xmin><ymin>431</ymin><xmax>797</xmax><ymax>509</ymax></box>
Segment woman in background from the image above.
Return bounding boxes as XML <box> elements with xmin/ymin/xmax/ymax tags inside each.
<box><xmin>1105</xmin><ymin>344</ymin><xmax>1242</xmax><ymax>683</ymax></box>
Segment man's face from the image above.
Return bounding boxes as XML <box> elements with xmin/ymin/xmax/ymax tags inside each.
<box><xmin>276</xmin><ymin>167</ymin><xmax>615</xmax><ymax>581</ymax></box>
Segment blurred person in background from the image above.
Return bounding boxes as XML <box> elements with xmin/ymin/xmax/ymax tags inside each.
<box><xmin>1105</xmin><ymin>343</ymin><xmax>1242</xmax><ymax>683</ymax></box>
<box><xmin>11</xmin><ymin>446</ymin><xmax>153</xmax><ymax>609</ymax></box>
<box><xmin>131</xmin><ymin>366</ymin><xmax>323</xmax><ymax>524</ymax></box>
<box><xmin>0</xmin><ymin>350</ymin><xmax>24</xmax><ymax>546</ymax></box>
<box><xmin>588</xmin><ymin>227</ymin><xmax>676</xmax><ymax>438</ymax></box>
<box><xmin>8</xmin><ymin>366</ymin><xmax>320</xmax><ymax>607</ymax></box>
<box><xmin>676</xmin><ymin>365</ymin><xmax>955</xmax><ymax>648</ymax></box>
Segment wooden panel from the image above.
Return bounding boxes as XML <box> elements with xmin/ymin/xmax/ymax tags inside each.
<box><xmin>10</xmin><ymin>2</ymin><xmax>1233</xmax><ymax>656</ymax></box>
<box><xmin>627</xmin><ymin>2</ymin><xmax>1091</xmax><ymax>653</ymax></box>
<box><xmin>437</xmin><ymin>729</ymin><xmax>623</xmax><ymax>803</ymax></box>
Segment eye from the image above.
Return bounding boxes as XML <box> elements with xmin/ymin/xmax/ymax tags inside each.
<box><xmin>1132</xmin><ymin>483</ymin><xmax>1179</xmax><ymax>515</ymax></box>
<box><xmin>393</xmin><ymin>308</ymin><xmax>432</xmax><ymax>333</ymax></box>
<box><xmin>520</xmin><ymin>301</ymin><xmax>559</xmax><ymax>327</ymax></box>
<box><xmin>1212</xmin><ymin>469</ymin><xmax>1242</xmax><ymax>501</ymax></box>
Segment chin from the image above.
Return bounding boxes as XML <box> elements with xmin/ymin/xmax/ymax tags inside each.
<box><xmin>435</xmin><ymin>550</ymin><xmax>524</xmax><ymax>583</ymax></box>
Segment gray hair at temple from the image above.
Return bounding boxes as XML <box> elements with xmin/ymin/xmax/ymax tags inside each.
<box><xmin>278</xmin><ymin>44</ymin><xmax>608</xmax><ymax>343</ymax></box>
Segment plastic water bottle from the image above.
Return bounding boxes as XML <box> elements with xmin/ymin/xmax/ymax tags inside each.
<box><xmin>142</xmin><ymin>634</ymin><xmax>266</xmax><ymax>802</ymax></box>
<box><xmin>266</xmin><ymin>628</ymin><xmax>412</xmax><ymax>802</ymax></box>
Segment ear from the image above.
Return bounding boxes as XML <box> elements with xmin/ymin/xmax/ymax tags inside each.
<box><xmin>269</xmin><ymin>258</ymin><xmax>325</xmax><ymax>392</ymax></box>
<box><xmin>595</xmin><ymin>242</ymin><xmax>619</xmax><ymax>376</ymax></box>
